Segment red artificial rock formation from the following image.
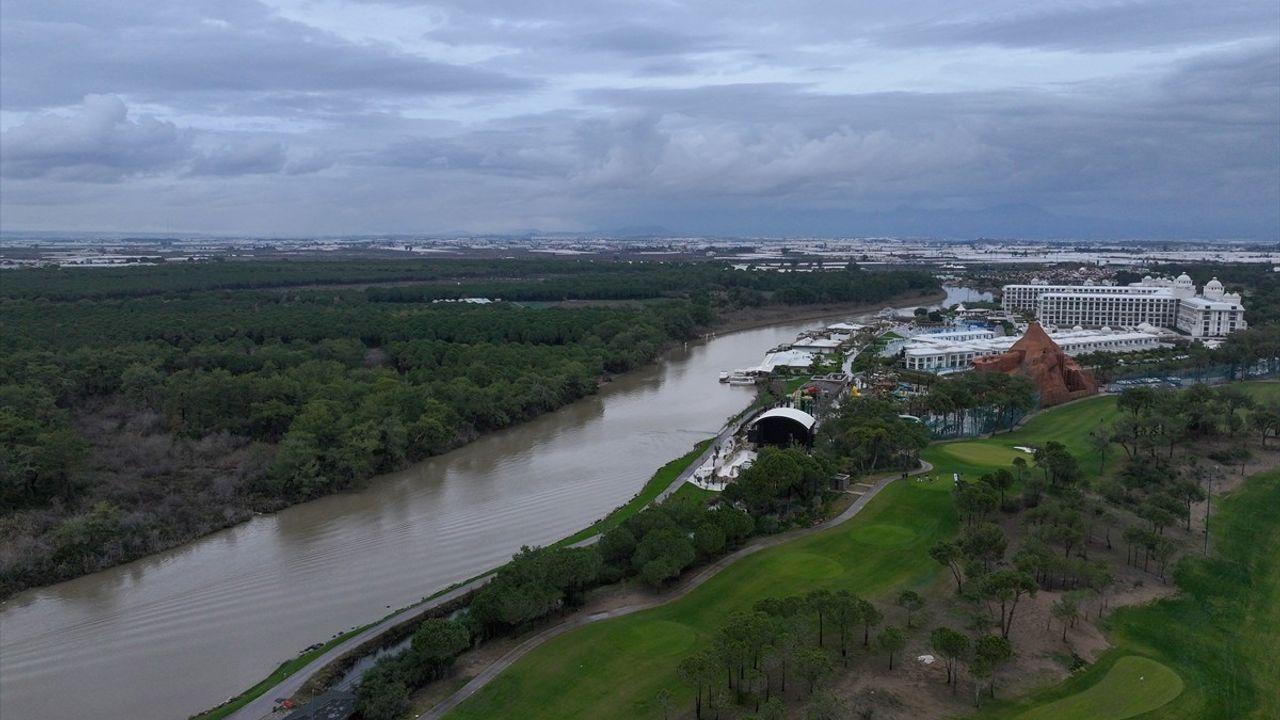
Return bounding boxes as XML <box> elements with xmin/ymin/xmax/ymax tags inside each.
<box><xmin>973</xmin><ymin>322</ymin><xmax>1098</xmax><ymax>408</ymax></box>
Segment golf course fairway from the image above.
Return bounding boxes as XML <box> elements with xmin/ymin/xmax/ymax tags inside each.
<box><xmin>444</xmin><ymin>476</ymin><xmax>956</xmax><ymax>719</ymax></box>
<box><xmin>442</xmin><ymin>386</ymin><xmax>1279</xmax><ymax>720</ymax></box>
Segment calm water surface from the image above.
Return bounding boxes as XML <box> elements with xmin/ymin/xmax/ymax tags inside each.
<box><xmin>0</xmin><ymin>289</ymin><xmax>971</xmax><ymax>720</ymax></box>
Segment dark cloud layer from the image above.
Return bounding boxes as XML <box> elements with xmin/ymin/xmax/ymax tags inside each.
<box><xmin>1</xmin><ymin>0</ymin><xmax>1277</xmax><ymax>237</ymax></box>
<box><xmin>0</xmin><ymin>0</ymin><xmax>532</xmax><ymax>109</ymax></box>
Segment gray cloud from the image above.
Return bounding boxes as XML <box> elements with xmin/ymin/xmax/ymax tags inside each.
<box><xmin>1</xmin><ymin>95</ymin><xmax>339</xmax><ymax>181</ymax></box>
<box><xmin>573</xmin><ymin>26</ymin><xmax>724</xmax><ymax>57</ymax></box>
<box><xmin>340</xmin><ymin>42</ymin><xmax>1278</xmax><ymax>235</ymax></box>
<box><xmin>1</xmin><ymin>1</ymin><xmax>1276</xmax><ymax>238</ymax></box>
<box><xmin>0</xmin><ymin>95</ymin><xmax>193</xmax><ymax>181</ymax></box>
<box><xmin>0</xmin><ymin>0</ymin><xmax>535</xmax><ymax>109</ymax></box>
<box><xmin>190</xmin><ymin>139</ymin><xmax>288</xmax><ymax>176</ymax></box>
<box><xmin>284</xmin><ymin>152</ymin><xmax>337</xmax><ymax>176</ymax></box>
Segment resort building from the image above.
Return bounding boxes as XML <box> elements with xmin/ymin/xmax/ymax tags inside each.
<box><xmin>1002</xmin><ymin>274</ymin><xmax>1246</xmax><ymax>338</ymax></box>
<box><xmin>901</xmin><ymin>327</ymin><xmax>1169</xmax><ymax>373</ymax></box>
<box><xmin>882</xmin><ymin>328</ymin><xmax>997</xmax><ymax>358</ymax></box>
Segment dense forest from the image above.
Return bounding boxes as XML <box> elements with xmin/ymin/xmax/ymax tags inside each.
<box><xmin>0</xmin><ymin>259</ymin><xmax>937</xmax><ymax>597</ymax></box>
<box><xmin>0</xmin><ymin>257</ymin><xmax>934</xmax><ymax>305</ymax></box>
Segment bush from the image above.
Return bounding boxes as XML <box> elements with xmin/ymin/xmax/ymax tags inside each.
<box><xmin>356</xmin><ymin>661</ymin><xmax>409</xmax><ymax>720</ymax></box>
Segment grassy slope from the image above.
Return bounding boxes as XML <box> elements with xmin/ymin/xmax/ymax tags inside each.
<box><xmin>1242</xmin><ymin>380</ymin><xmax>1280</xmax><ymax>405</ymax></box>
<box><xmin>190</xmin><ymin>622</ymin><xmax>373</xmax><ymax>720</ymax></box>
<box><xmin>554</xmin><ymin>439</ymin><xmax>713</xmax><ymax>547</ymax></box>
<box><xmin>926</xmin><ymin>394</ymin><xmax>1123</xmax><ymax>491</ymax></box>
<box><xmin>668</xmin><ymin>482</ymin><xmax>719</xmax><ymax>504</ymax></box>
<box><xmin>1103</xmin><ymin>468</ymin><xmax>1279</xmax><ymax>719</ymax></box>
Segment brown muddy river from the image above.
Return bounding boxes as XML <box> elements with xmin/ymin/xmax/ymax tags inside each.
<box><xmin>0</xmin><ymin>289</ymin><xmax>982</xmax><ymax>720</ymax></box>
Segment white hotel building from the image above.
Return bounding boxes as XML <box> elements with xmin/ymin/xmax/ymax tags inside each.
<box><xmin>901</xmin><ymin>328</ymin><xmax>1169</xmax><ymax>373</ymax></box>
<box><xmin>1002</xmin><ymin>274</ymin><xmax>1246</xmax><ymax>338</ymax></box>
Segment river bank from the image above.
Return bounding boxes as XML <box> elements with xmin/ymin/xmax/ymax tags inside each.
<box><xmin>706</xmin><ymin>288</ymin><xmax>947</xmax><ymax>335</ymax></box>
<box><xmin>204</xmin><ymin>290</ymin><xmax>957</xmax><ymax>720</ymax></box>
<box><xmin>2</xmin><ymin>289</ymin><xmax>940</xmax><ymax>604</ymax></box>
<box><xmin>3</xmin><ymin>303</ymin><xmax>908</xmax><ymax>720</ymax></box>
<box><xmin>204</xmin><ymin>433</ymin><xmax>724</xmax><ymax>720</ymax></box>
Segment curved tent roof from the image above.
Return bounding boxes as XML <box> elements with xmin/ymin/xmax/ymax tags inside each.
<box><xmin>753</xmin><ymin>407</ymin><xmax>817</xmax><ymax>430</ymax></box>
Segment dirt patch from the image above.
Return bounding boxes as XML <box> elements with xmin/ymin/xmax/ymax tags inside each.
<box><xmin>824</xmin><ymin>650</ymin><xmax>980</xmax><ymax>720</ymax></box>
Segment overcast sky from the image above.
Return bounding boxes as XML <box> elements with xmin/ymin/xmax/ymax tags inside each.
<box><xmin>1</xmin><ymin>0</ymin><xmax>1277</xmax><ymax>238</ymax></box>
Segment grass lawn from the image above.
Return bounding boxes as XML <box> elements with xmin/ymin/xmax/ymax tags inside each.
<box><xmin>784</xmin><ymin>375</ymin><xmax>812</xmax><ymax>394</ymax></box>
<box><xmin>554</xmin><ymin>439</ymin><xmax>713</xmax><ymax>547</ymax></box>
<box><xmin>668</xmin><ymin>482</ymin><xmax>719</xmax><ymax>504</ymax></box>
<box><xmin>1241</xmin><ymin>379</ymin><xmax>1280</xmax><ymax>405</ymax></box>
<box><xmin>1011</xmin><ymin>656</ymin><xmax>1182</xmax><ymax>720</ymax></box>
<box><xmin>445</xmin><ymin>478</ymin><xmax>957</xmax><ymax>720</ymax></box>
<box><xmin>926</xmin><ymin>378</ymin><xmax>1276</xmax><ymax>482</ymax></box>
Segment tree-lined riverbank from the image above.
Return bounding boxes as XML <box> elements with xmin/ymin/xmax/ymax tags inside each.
<box><xmin>1</xmin><ymin>276</ymin><xmax>940</xmax><ymax>720</ymax></box>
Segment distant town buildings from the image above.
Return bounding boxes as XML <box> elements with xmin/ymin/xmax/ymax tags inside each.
<box><xmin>1002</xmin><ymin>274</ymin><xmax>1246</xmax><ymax>338</ymax></box>
<box><xmin>5</xmin><ymin>234</ymin><xmax>1278</xmax><ymax>271</ymax></box>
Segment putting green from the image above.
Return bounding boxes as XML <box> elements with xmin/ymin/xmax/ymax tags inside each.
<box><xmin>775</xmin><ymin>552</ymin><xmax>845</xmax><ymax>580</ymax></box>
<box><xmin>853</xmin><ymin>523</ymin><xmax>916</xmax><ymax>547</ymax></box>
<box><xmin>938</xmin><ymin>442</ymin><xmax>1026</xmax><ymax>468</ymax></box>
<box><xmin>1014</xmin><ymin>656</ymin><xmax>1183</xmax><ymax>720</ymax></box>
